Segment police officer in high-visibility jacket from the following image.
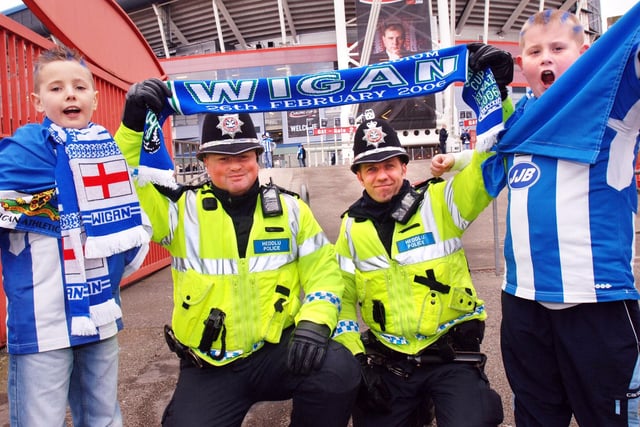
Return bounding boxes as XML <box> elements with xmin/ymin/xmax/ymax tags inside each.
<box><xmin>332</xmin><ymin>110</ymin><xmax>503</xmax><ymax>427</ymax></box>
<box><xmin>115</xmin><ymin>79</ymin><xmax>360</xmax><ymax>427</ymax></box>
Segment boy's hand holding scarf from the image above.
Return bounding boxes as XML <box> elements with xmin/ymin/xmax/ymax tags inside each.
<box><xmin>461</xmin><ymin>44</ymin><xmax>511</xmax><ymax>154</ymax></box>
<box><xmin>467</xmin><ymin>43</ymin><xmax>514</xmax><ymax>100</ymax></box>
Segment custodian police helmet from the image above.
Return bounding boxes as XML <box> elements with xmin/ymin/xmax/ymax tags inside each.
<box><xmin>196</xmin><ymin>113</ymin><xmax>264</xmax><ymax>160</ymax></box>
<box><xmin>350</xmin><ymin>109</ymin><xmax>409</xmax><ymax>173</ymax></box>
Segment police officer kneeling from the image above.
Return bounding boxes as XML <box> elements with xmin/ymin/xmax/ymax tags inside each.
<box><xmin>332</xmin><ymin>110</ymin><xmax>504</xmax><ymax>426</ymax></box>
<box><xmin>115</xmin><ymin>79</ymin><xmax>360</xmax><ymax>427</ymax></box>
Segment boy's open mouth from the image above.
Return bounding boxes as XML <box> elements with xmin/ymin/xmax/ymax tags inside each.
<box><xmin>64</xmin><ymin>107</ymin><xmax>81</xmax><ymax>114</ymax></box>
<box><xmin>541</xmin><ymin>70</ymin><xmax>555</xmax><ymax>85</ymax></box>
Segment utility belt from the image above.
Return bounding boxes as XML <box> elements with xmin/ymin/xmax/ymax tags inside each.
<box><xmin>164</xmin><ymin>325</ymin><xmax>209</xmax><ymax>369</ymax></box>
<box><xmin>164</xmin><ymin>306</ymin><xmax>228</xmax><ymax>368</ymax></box>
<box><xmin>361</xmin><ymin>324</ymin><xmax>487</xmax><ymax>378</ymax></box>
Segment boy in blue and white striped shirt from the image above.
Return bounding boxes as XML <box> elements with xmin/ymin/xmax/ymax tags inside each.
<box><xmin>433</xmin><ymin>7</ymin><xmax>640</xmax><ymax>426</ymax></box>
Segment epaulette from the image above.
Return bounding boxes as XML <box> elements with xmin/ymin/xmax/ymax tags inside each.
<box><xmin>261</xmin><ymin>182</ymin><xmax>300</xmax><ymax>199</ymax></box>
<box><xmin>277</xmin><ymin>184</ymin><xmax>300</xmax><ymax>199</ymax></box>
<box><xmin>412</xmin><ymin>176</ymin><xmax>444</xmax><ymax>193</ymax></box>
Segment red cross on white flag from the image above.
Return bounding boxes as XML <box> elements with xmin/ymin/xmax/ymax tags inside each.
<box><xmin>80</xmin><ymin>159</ymin><xmax>132</xmax><ymax>202</ymax></box>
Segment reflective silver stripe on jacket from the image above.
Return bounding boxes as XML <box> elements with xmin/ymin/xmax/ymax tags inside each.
<box><xmin>300</xmin><ymin>232</ymin><xmax>331</xmax><ymax>258</ymax></box>
<box><xmin>173</xmin><ymin>249</ymin><xmax>300</xmax><ymax>275</ymax></box>
<box><xmin>170</xmin><ymin>189</ymin><xmax>327</xmax><ymax>274</ymax></box>
<box><xmin>282</xmin><ymin>195</ymin><xmax>300</xmax><ymax>236</ymax></box>
<box><xmin>186</xmin><ymin>191</ymin><xmax>205</xmax><ymax>265</ymax></box>
<box><xmin>342</xmin><ymin>217</ymin><xmax>389</xmax><ymax>272</ymax></box>
<box><xmin>280</xmin><ymin>194</ymin><xmax>332</xmax><ymax>259</ymax></box>
<box><xmin>337</xmin><ymin>253</ymin><xmax>356</xmax><ymax>275</ymax></box>
<box><xmin>395</xmin><ymin>238</ymin><xmax>463</xmax><ymax>266</ymax></box>
<box><xmin>342</xmin><ymin>197</ymin><xmax>465</xmax><ymax>271</ymax></box>
<box><xmin>354</xmin><ymin>255</ymin><xmax>389</xmax><ymax>272</ymax></box>
<box><xmin>443</xmin><ymin>179</ymin><xmax>470</xmax><ymax>231</ymax></box>
<box><xmin>172</xmin><ymin>256</ymin><xmax>238</xmax><ymax>275</ymax></box>
<box><xmin>250</xmin><ymin>253</ymin><xmax>295</xmax><ymax>272</ymax></box>
<box><xmin>159</xmin><ymin>193</ymin><xmax>181</xmax><ymax>246</ymax></box>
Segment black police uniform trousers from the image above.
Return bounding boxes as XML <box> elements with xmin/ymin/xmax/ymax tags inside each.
<box><xmin>352</xmin><ymin>357</ymin><xmax>503</xmax><ymax>427</ymax></box>
<box><xmin>161</xmin><ymin>327</ymin><xmax>360</xmax><ymax>427</ymax></box>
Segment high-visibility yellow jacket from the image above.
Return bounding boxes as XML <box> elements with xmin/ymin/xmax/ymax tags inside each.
<box><xmin>115</xmin><ymin>125</ymin><xmax>344</xmax><ymax>366</ymax></box>
<box><xmin>333</xmin><ymin>150</ymin><xmax>493</xmax><ymax>356</ymax></box>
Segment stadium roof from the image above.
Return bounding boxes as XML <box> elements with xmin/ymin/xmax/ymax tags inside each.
<box><xmin>9</xmin><ymin>0</ymin><xmax>593</xmax><ymax>59</ymax></box>
<box><xmin>121</xmin><ymin>0</ymin><xmax>580</xmax><ymax>57</ymax></box>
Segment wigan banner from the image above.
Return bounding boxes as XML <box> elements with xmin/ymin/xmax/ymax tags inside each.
<box><xmin>166</xmin><ymin>44</ymin><xmax>466</xmax><ymax>115</ymax></box>
<box><xmin>139</xmin><ymin>44</ymin><xmax>507</xmax><ymax>191</ymax></box>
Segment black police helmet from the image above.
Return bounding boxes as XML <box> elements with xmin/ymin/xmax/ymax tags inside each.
<box><xmin>350</xmin><ymin>109</ymin><xmax>409</xmax><ymax>173</ymax></box>
<box><xmin>196</xmin><ymin>113</ymin><xmax>264</xmax><ymax>160</ymax></box>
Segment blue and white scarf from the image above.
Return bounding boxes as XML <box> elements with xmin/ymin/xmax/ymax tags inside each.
<box><xmin>462</xmin><ymin>66</ymin><xmax>504</xmax><ymax>152</ymax></box>
<box><xmin>0</xmin><ymin>119</ymin><xmax>151</xmax><ymax>335</ymax></box>
<box><xmin>48</xmin><ymin>120</ymin><xmax>150</xmax><ymax>257</ymax></box>
<box><xmin>481</xmin><ymin>2</ymin><xmax>640</xmax><ymax>196</ymax></box>
<box><xmin>49</xmin><ymin>120</ymin><xmax>151</xmax><ymax>335</ymax></box>
<box><xmin>137</xmin><ymin>44</ymin><xmax>495</xmax><ymax>186</ymax></box>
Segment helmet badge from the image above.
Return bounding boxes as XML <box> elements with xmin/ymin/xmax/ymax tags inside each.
<box><xmin>217</xmin><ymin>114</ymin><xmax>244</xmax><ymax>138</ymax></box>
<box><xmin>363</xmin><ymin>120</ymin><xmax>386</xmax><ymax>148</ymax></box>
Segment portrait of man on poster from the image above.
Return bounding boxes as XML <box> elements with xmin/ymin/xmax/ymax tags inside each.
<box><xmin>370</xmin><ymin>22</ymin><xmax>416</xmax><ymax>63</ymax></box>
<box><xmin>355</xmin><ymin>1</ymin><xmax>437</xmax><ymax>130</ymax></box>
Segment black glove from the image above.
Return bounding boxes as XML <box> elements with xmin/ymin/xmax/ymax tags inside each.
<box><xmin>287</xmin><ymin>320</ymin><xmax>330</xmax><ymax>375</ymax></box>
<box><xmin>356</xmin><ymin>353</ymin><xmax>392</xmax><ymax>413</ymax></box>
<box><xmin>467</xmin><ymin>42</ymin><xmax>514</xmax><ymax>100</ymax></box>
<box><xmin>122</xmin><ymin>78</ymin><xmax>171</xmax><ymax>132</ymax></box>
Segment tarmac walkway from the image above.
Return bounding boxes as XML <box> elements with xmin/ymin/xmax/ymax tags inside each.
<box><xmin>0</xmin><ymin>160</ymin><xmax>596</xmax><ymax>426</ymax></box>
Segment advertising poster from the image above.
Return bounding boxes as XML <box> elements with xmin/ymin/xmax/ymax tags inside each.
<box><xmin>355</xmin><ymin>0</ymin><xmax>436</xmax><ymax>130</ymax></box>
<box><xmin>287</xmin><ymin>109</ymin><xmax>319</xmax><ymax>138</ymax></box>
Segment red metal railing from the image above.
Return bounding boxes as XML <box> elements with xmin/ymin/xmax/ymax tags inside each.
<box><xmin>0</xmin><ymin>13</ymin><xmax>171</xmax><ymax>346</ymax></box>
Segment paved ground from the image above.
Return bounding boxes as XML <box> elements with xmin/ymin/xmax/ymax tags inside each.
<box><xmin>0</xmin><ymin>159</ymin><xmax>599</xmax><ymax>426</ymax></box>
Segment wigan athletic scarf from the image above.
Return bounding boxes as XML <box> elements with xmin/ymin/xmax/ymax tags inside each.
<box><xmin>48</xmin><ymin>120</ymin><xmax>150</xmax><ymax>257</ymax></box>
<box><xmin>137</xmin><ymin>110</ymin><xmax>179</xmax><ymax>188</ymax></box>
<box><xmin>49</xmin><ymin>119</ymin><xmax>151</xmax><ymax>335</ymax></box>
<box><xmin>137</xmin><ymin>44</ymin><xmax>474</xmax><ymax>186</ymax></box>
<box><xmin>0</xmin><ymin>119</ymin><xmax>151</xmax><ymax>335</ymax></box>
<box><xmin>0</xmin><ymin>189</ymin><xmax>60</xmax><ymax>237</ymax></box>
<box><xmin>462</xmin><ymin>67</ymin><xmax>504</xmax><ymax>153</ymax></box>
<box><xmin>481</xmin><ymin>3</ymin><xmax>640</xmax><ymax>196</ymax></box>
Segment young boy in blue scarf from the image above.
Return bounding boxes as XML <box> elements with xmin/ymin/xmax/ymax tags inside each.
<box><xmin>0</xmin><ymin>46</ymin><xmax>149</xmax><ymax>426</ymax></box>
<box><xmin>432</xmin><ymin>7</ymin><xmax>640</xmax><ymax>426</ymax></box>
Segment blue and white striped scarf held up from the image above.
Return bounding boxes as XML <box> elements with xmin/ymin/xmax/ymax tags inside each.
<box><xmin>135</xmin><ymin>44</ymin><xmax>503</xmax><ymax>187</ymax></box>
